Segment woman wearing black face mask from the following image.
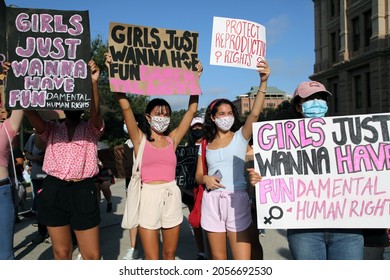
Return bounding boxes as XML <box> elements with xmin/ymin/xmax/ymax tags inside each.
<box><xmin>189</xmin><ymin>117</ymin><xmax>204</xmax><ymax>145</ymax></box>
<box><xmin>186</xmin><ymin>117</ymin><xmax>208</xmax><ymax>259</ymax></box>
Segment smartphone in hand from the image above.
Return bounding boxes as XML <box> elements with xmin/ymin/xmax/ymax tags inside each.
<box><xmin>212</xmin><ymin>169</ymin><xmax>223</xmax><ymax>180</ymax></box>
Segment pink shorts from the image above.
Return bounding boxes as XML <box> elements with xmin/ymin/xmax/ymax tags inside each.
<box><xmin>200</xmin><ymin>190</ymin><xmax>252</xmax><ymax>232</ymax></box>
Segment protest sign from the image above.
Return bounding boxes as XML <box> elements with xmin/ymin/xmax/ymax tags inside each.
<box><xmin>210</xmin><ymin>16</ymin><xmax>266</xmax><ymax>69</ymax></box>
<box><xmin>176</xmin><ymin>145</ymin><xmax>199</xmax><ymax>195</ymax></box>
<box><xmin>5</xmin><ymin>8</ymin><xmax>91</xmax><ymax>110</ymax></box>
<box><xmin>98</xmin><ymin>144</ymin><xmax>133</xmax><ymax>179</ymax></box>
<box><xmin>108</xmin><ymin>22</ymin><xmax>201</xmax><ymax>95</ymax></box>
<box><xmin>252</xmin><ymin>113</ymin><xmax>390</xmax><ymax>229</ymax></box>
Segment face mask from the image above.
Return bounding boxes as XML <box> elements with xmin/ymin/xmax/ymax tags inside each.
<box><xmin>150</xmin><ymin>116</ymin><xmax>170</xmax><ymax>133</ymax></box>
<box><xmin>191</xmin><ymin>129</ymin><xmax>204</xmax><ymax>141</ymax></box>
<box><xmin>64</xmin><ymin>110</ymin><xmax>83</xmax><ymax>121</ymax></box>
<box><xmin>123</xmin><ymin>123</ymin><xmax>128</xmax><ymax>134</ymax></box>
<box><xmin>301</xmin><ymin>99</ymin><xmax>328</xmax><ymax>118</ymax></box>
<box><xmin>214</xmin><ymin>116</ymin><xmax>234</xmax><ymax>131</ymax></box>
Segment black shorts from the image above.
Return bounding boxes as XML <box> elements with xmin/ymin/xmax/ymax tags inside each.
<box><xmin>38</xmin><ymin>175</ymin><xmax>101</xmax><ymax>230</ymax></box>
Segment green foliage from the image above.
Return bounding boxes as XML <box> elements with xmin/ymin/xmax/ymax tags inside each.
<box><xmin>89</xmin><ymin>36</ymin><xmax>151</xmax><ymax>147</ymax></box>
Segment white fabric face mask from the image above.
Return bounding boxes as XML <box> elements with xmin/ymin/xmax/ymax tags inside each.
<box><xmin>214</xmin><ymin>116</ymin><xmax>234</xmax><ymax>131</ymax></box>
<box><xmin>150</xmin><ymin>116</ymin><xmax>170</xmax><ymax>133</ymax></box>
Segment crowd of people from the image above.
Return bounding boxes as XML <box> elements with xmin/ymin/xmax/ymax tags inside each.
<box><xmin>1</xmin><ymin>54</ymin><xmax>389</xmax><ymax>261</ymax></box>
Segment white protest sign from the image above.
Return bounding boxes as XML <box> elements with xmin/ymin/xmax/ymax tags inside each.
<box><xmin>253</xmin><ymin>113</ymin><xmax>390</xmax><ymax>229</ymax></box>
<box><xmin>210</xmin><ymin>16</ymin><xmax>266</xmax><ymax>69</ymax></box>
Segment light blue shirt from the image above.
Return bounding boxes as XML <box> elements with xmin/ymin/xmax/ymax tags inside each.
<box><xmin>202</xmin><ymin>127</ymin><xmax>249</xmax><ymax>191</ymax></box>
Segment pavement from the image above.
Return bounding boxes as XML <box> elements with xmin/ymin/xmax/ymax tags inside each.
<box><xmin>13</xmin><ymin>178</ymin><xmax>386</xmax><ymax>260</ymax></box>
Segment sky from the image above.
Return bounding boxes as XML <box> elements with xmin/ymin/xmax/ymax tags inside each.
<box><xmin>5</xmin><ymin>0</ymin><xmax>315</xmax><ymax>110</ymax></box>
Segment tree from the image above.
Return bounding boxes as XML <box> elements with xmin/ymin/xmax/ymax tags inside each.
<box><xmin>89</xmin><ymin>35</ymin><xmax>150</xmax><ymax>147</ymax></box>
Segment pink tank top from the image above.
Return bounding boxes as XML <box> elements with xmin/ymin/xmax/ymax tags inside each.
<box><xmin>141</xmin><ymin>137</ymin><xmax>176</xmax><ymax>183</ymax></box>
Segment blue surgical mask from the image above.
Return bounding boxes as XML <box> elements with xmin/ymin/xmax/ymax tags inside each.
<box><xmin>301</xmin><ymin>99</ymin><xmax>328</xmax><ymax>118</ymax></box>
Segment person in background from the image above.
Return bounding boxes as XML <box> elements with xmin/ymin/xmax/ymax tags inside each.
<box><xmin>106</xmin><ymin>52</ymin><xmax>202</xmax><ymax>260</ymax></box>
<box><xmin>95</xmin><ymin>160</ymin><xmax>114</xmax><ymax>213</ymax></box>
<box><xmin>0</xmin><ymin>61</ymin><xmax>24</xmax><ymax>260</ymax></box>
<box><xmin>23</xmin><ymin>60</ymin><xmax>104</xmax><ymax>260</ymax></box>
<box><xmin>248</xmin><ymin>81</ymin><xmax>364</xmax><ymax>260</ymax></box>
<box><xmin>23</xmin><ymin>132</ymin><xmax>49</xmax><ymax>244</ymax></box>
<box><xmin>195</xmin><ymin>60</ymin><xmax>270</xmax><ymax>260</ymax></box>
<box><xmin>183</xmin><ymin>117</ymin><xmax>207</xmax><ymax>260</ymax></box>
<box><xmin>9</xmin><ymin>134</ymin><xmax>26</xmax><ymax>220</ymax></box>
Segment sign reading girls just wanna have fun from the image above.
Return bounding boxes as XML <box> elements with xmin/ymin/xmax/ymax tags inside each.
<box><xmin>252</xmin><ymin>113</ymin><xmax>390</xmax><ymax>229</ymax></box>
<box><xmin>108</xmin><ymin>22</ymin><xmax>201</xmax><ymax>95</ymax></box>
<box><xmin>6</xmin><ymin>7</ymin><xmax>91</xmax><ymax>110</ymax></box>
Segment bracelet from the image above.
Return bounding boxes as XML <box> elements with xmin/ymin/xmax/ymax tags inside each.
<box><xmin>258</xmin><ymin>89</ymin><xmax>266</xmax><ymax>94</ymax></box>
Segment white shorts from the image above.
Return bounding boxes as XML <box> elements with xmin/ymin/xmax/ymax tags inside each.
<box><xmin>139</xmin><ymin>180</ymin><xmax>183</xmax><ymax>230</ymax></box>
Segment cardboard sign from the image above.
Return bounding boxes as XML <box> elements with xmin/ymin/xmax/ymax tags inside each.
<box><xmin>108</xmin><ymin>22</ymin><xmax>201</xmax><ymax>95</ymax></box>
<box><xmin>5</xmin><ymin>8</ymin><xmax>91</xmax><ymax>110</ymax></box>
<box><xmin>252</xmin><ymin>113</ymin><xmax>390</xmax><ymax>229</ymax></box>
<box><xmin>210</xmin><ymin>16</ymin><xmax>266</xmax><ymax>69</ymax></box>
<box><xmin>175</xmin><ymin>145</ymin><xmax>199</xmax><ymax>194</ymax></box>
<box><xmin>98</xmin><ymin>144</ymin><xmax>133</xmax><ymax>178</ymax></box>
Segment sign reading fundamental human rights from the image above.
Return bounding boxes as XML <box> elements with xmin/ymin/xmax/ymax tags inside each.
<box><xmin>210</xmin><ymin>16</ymin><xmax>266</xmax><ymax>69</ymax></box>
<box><xmin>252</xmin><ymin>113</ymin><xmax>390</xmax><ymax>229</ymax></box>
<box><xmin>108</xmin><ymin>22</ymin><xmax>201</xmax><ymax>95</ymax></box>
<box><xmin>5</xmin><ymin>8</ymin><xmax>91</xmax><ymax>110</ymax></box>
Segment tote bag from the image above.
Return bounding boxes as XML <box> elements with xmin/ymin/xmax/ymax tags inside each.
<box><xmin>121</xmin><ymin>135</ymin><xmax>146</xmax><ymax>229</ymax></box>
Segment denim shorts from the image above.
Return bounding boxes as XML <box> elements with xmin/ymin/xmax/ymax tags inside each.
<box><xmin>201</xmin><ymin>190</ymin><xmax>252</xmax><ymax>232</ymax></box>
<box><xmin>38</xmin><ymin>175</ymin><xmax>100</xmax><ymax>230</ymax></box>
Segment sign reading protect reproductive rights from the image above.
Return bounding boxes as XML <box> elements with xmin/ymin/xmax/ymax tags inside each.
<box><xmin>210</xmin><ymin>16</ymin><xmax>266</xmax><ymax>69</ymax></box>
<box><xmin>5</xmin><ymin>8</ymin><xmax>91</xmax><ymax>110</ymax></box>
<box><xmin>108</xmin><ymin>22</ymin><xmax>201</xmax><ymax>95</ymax></box>
<box><xmin>252</xmin><ymin>113</ymin><xmax>390</xmax><ymax>229</ymax></box>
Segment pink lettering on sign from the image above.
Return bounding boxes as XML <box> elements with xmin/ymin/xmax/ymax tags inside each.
<box><xmin>110</xmin><ymin>66</ymin><xmax>201</xmax><ymax>95</ymax></box>
<box><xmin>140</xmin><ymin>65</ymin><xmax>201</xmax><ymax>95</ymax></box>
<box><xmin>15</xmin><ymin>13</ymin><xmax>83</xmax><ymax>36</ymax></box>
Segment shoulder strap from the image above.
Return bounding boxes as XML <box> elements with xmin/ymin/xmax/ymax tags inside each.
<box><xmin>132</xmin><ymin>134</ymin><xmax>146</xmax><ymax>174</ymax></box>
<box><xmin>201</xmin><ymin>138</ymin><xmax>208</xmax><ymax>175</ymax></box>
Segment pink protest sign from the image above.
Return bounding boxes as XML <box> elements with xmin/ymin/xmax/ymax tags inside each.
<box><xmin>252</xmin><ymin>113</ymin><xmax>390</xmax><ymax>229</ymax></box>
<box><xmin>210</xmin><ymin>16</ymin><xmax>266</xmax><ymax>69</ymax></box>
<box><xmin>108</xmin><ymin>22</ymin><xmax>201</xmax><ymax>95</ymax></box>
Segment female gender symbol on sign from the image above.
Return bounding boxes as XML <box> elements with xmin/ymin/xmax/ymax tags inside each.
<box><xmin>263</xmin><ymin>206</ymin><xmax>283</xmax><ymax>225</ymax></box>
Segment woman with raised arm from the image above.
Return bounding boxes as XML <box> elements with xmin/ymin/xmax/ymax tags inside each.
<box><xmin>195</xmin><ymin>60</ymin><xmax>270</xmax><ymax>260</ymax></box>
<box><xmin>24</xmin><ymin>60</ymin><xmax>104</xmax><ymax>260</ymax></box>
<box><xmin>106</xmin><ymin>53</ymin><xmax>202</xmax><ymax>260</ymax></box>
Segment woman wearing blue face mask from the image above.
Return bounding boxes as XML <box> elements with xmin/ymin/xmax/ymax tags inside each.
<box><xmin>290</xmin><ymin>81</ymin><xmax>364</xmax><ymax>259</ymax></box>
<box><xmin>249</xmin><ymin>81</ymin><xmax>364</xmax><ymax>260</ymax></box>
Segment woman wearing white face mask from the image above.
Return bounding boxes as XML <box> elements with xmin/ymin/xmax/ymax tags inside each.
<box><xmin>106</xmin><ymin>53</ymin><xmax>202</xmax><ymax>260</ymax></box>
<box><xmin>195</xmin><ymin>60</ymin><xmax>270</xmax><ymax>260</ymax></box>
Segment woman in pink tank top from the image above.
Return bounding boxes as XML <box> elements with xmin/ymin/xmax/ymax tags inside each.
<box><xmin>106</xmin><ymin>53</ymin><xmax>202</xmax><ymax>260</ymax></box>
